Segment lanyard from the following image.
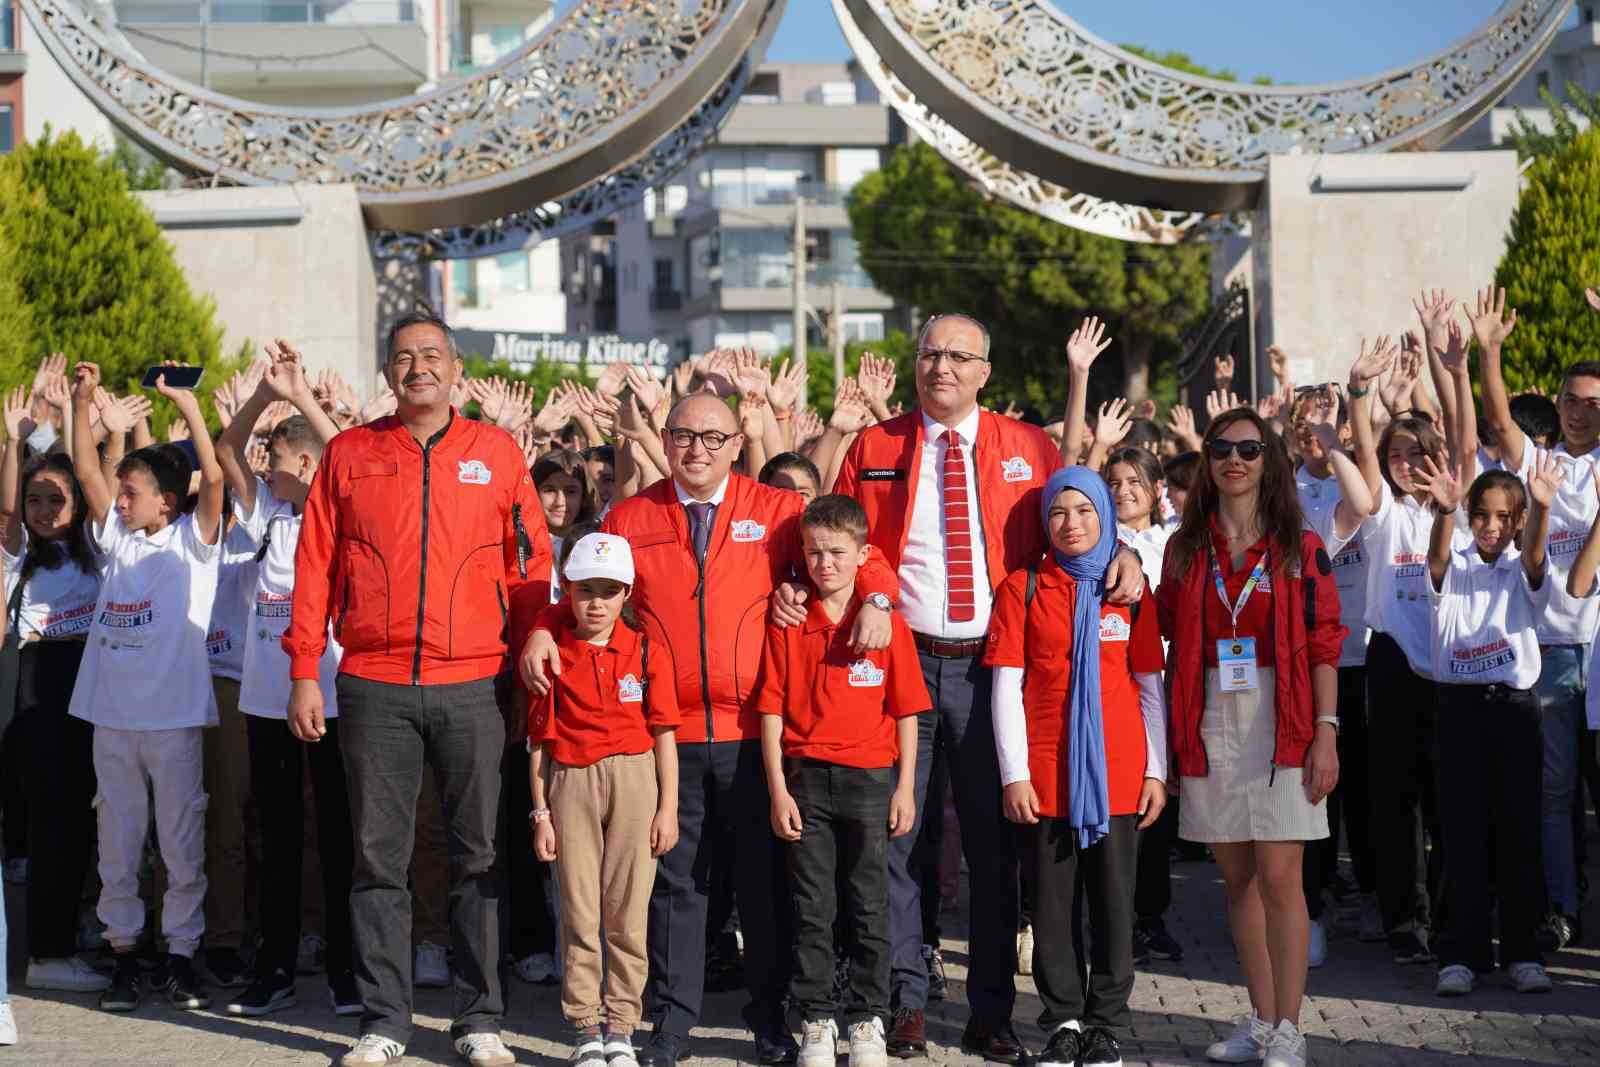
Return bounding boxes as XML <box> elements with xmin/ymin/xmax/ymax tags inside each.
<box><xmin>1211</xmin><ymin>549</ymin><xmax>1269</xmax><ymax>636</ymax></box>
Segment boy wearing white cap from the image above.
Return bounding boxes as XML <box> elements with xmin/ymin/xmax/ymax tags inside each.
<box><xmin>528</xmin><ymin>533</ymin><xmax>681</xmax><ymax>1067</ymax></box>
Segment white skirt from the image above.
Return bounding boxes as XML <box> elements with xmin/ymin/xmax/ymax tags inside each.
<box><xmin>1178</xmin><ymin>668</ymin><xmax>1330</xmax><ymax>844</ymax></box>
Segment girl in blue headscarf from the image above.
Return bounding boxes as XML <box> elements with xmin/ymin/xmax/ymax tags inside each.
<box><xmin>983</xmin><ymin>466</ymin><xmax>1170</xmax><ymax>1067</ymax></box>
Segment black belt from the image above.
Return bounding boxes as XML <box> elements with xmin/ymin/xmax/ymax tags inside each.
<box><xmin>913</xmin><ymin>632</ymin><xmax>986</xmax><ymax>659</ymax></box>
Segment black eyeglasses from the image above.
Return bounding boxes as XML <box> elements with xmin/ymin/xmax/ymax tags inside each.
<box><xmin>665</xmin><ymin>427</ymin><xmax>736</xmax><ymax>452</ymax></box>
<box><xmin>916</xmin><ymin>348</ymin><xmax>986</xmax><ymax>367</ymax></box>
<box><xmin>1207</xmin><ymin>439</ymin><xmax>1266</xmax><ymax>461</ymax></box>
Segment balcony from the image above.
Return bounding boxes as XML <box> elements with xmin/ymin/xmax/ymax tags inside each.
<box><xmin>0</xmin><ymin>4</ymin><xmax>24</xmax><ymax>75</ymax></box>
<box><xmin>113</xmin><ymin>0</ymin><xmax>428</xmax><ymax>103</ymax></box>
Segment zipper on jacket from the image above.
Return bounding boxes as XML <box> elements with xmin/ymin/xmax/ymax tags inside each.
<box><xmin>495</xmin><ymin>582</ymin><xmax>508</xmax><ymax>644</ymax></box>
<box><xmin>512</xmin><ymin>504</ymin><xmax>532</xmax><ymax>580</ymax></box>
<box><xmin>695</xmin><ymin>550</ymin><xmax>713</xmax><ymax>741</ymax></box>
<box><xmin>411</xmin><ymin>418</ymin><xmax>451</xmax><ymax>685</ymax></box>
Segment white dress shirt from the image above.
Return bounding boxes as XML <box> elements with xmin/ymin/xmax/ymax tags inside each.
<box><xmin>897</xmin><ymin>408</ymin><xmax>990</xmax><ymax>639</ymax></box>
<box><xmin>673</xmin><ymin>475</ymin><xmax>730</xmax><ymax>508</ymax></box>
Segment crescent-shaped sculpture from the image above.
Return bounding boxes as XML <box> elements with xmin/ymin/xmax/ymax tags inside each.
<box><xmin>841</xmin><ymin>0</ymin><xmax>1572</xmax><ymax>212</ymax></box>
<box><xmin>24</xmin><ymin>0</ymin><xmax>786</xmax><ymax>231</ymax></box>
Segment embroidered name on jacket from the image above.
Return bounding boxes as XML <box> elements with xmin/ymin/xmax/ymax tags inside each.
<box><xmin>861</xmin><ymin>468</ymin><xmax>906</xmax><ymax>481</ymax></box>
<box><xmin>1000</xmin><ymin>456</ymin><xmax>1033</xmax><ymax>483</ymax></box>
<box><xmin>618</xmin><ymin>673</ymin><xmax>644</xmax><ymax>703</ymax></box>
<box><xmin>730</xmin><ymin>519</ymin><xmax>766</xmax><ymax>542</ymax></box>
<box><xmin>847</xmin><ymin>659</ymin><xmax>885</xmax><ymax>687</ymax></box>
<box><xmin>458</xmin><ymin>459</ymin><xmax>492</xmax><ymax>485</ymax></box>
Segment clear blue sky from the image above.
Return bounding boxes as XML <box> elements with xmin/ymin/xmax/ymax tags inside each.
<box><xmin>769</xmin><ymin>1</ymin><xmax>1541</xmax><ymax>84</ymax></box>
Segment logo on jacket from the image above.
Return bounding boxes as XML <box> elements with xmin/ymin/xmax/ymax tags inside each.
<box><xmin>730</xmin><ymin>519</ymin><xmax>766</xmax><ymax>543</ymax></box>
<box><xmin>1098</xmin><ymin>614</ymin><xmax>1130</xmax><ymax>643</ymax></box>
<box><xmin>618</xmin><ymin>673</ymin><xmax>644</xmax><ymax>703</ymax></box>
<box><xmin>1000</xmin><ymin>456</ymin><xmax>1033</xmax><ymax>483</ymax></box>
<box><xmin>458</xmin><ymin>459</ymin><xmax>492</xmax><ymax>485</ymax></box>
<box><xmin>847</xmin><ymin>659</ymin><xmax>885</xmax><ymax>687</ymax></box>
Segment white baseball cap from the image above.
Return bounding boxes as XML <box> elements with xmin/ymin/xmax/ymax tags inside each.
<box><xmin>563</xmin><ymin>532</ymin><xmax>636</xmax><ymax>586</ymax></box>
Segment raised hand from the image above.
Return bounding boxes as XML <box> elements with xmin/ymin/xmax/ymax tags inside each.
<box><xmin>1412</xmin><ymin>288</ymin><xmax>1456</xmax><ymax>354</ymax></box>
<box><xmin>1256</xmin><ymin>393</ymin><xmax>1284</xmax><ymax>423</ymax></box>
<box><xmin>39</xmin><ymin>367</ymin><xmax>71</xmax><ymax>413</ymax></box>
<box><xmin>768</xmin><ymin>356</ymin><xmax>806</xmax><ymax>416</ymax></box>
<box><xmin>671</xmin><ymin>358</ymin><xmax>696</xmax><ymax>398</ymax></box>
<box><xmin>732</xmin><ymin>348</ymin><xmax>772</xmax><ymax>401</ymax></box>
<box><xmin>1213</xmin><ymin>353</ymin><xmax>1235</xmax><ymax>390</ymax></box>
<box><xmin>1065</xmin><ymin>316</ymin><xmax>1112</xmax><ymax>373</ymax></box>
<box><xmin>72</xmin><ymin>361</ymin><xmax>102</xmax><ymax>399</ymax></box>
<box><xmin>1094</xmin><ymin>398</ymin><xmax>1133</xmax><ymax>448</ymax></box>
<box><xmin>1413</xmin><ymin>455</ymin><xmax>1462</xmax><ymax>512</ymax></box>
<box><xmin>1466</xmin><ymin>283</ymin><xmax>1517</xmax><ymax>353</ymax></box>
<box><xmin>737</xmin><ymin>391</ymin><xmax>767</xmax><ymax>437</ymax></box>
<box><xmin>166</xmin><ymin>418</ymin><xmax>192</xmax><ymax>443</ymax></box>
<box><xmin>625</xmin><ymin>366</ymin><xmax>667</xmax><ymax>416</ymax></box>
<box><xmin>467</xmin><ymin>377</ymin><xmax>508</xmax><ymax>423</ymax></box>
<box><xmin>1587</xmin><ymin>287</ymin><xmax>1600</xmax><ymax>314</ymax></box>
<box><xmin>695</xmin><ymin>349</ymin><xmax>740</xmax><ymax>398</ymax></box>
<box><xmin>1204</xmin><ymin>388</ymin><xmax>1245</xmax><ymax>421</ymax></box>
<box><xmin>360</xmin><ymin>385</ymin><xmax>397</xmax><ymax>425</ymax></box>
<box><xmin>1348</xmin><ymin>335</ymin><xmax>1398</xmax><ymax>390</ymax></box>
<box><xmin>795</xmin><ymin>408</ymin><xmax>824</xmax><ymax>441</ymax></box>
<box><xmin>2</xmin><ymin>385</ymin><xmax>34</xmax><ymax>442</ymax></box>
<box><xmin>1135</xmin><ymin>397</ymin><xmax>1158</xmax><ymax>421</ymax></box>
<box><xmin>595</xmin><ymin>362</ymin><xmax>629</xmax><ymax>400</ymax></box>
<box><xmin>1530</xmin><ymin>450</ymin><xmax>1564</xmax><ymax>509</ymax></box>
<box><xmin>1166</xmin><ymin>404</ymin><xmax>1200</xmax><ymax>452</ymax></box>
<box><xmin>1002</xmin><ymin>401</ymin><xmax>1023</xmax><ymax>420</ymax></box>
<box><xmin>245</xmin><ymin>440</ymin><xmax>270</xmax><ymax>475</ymax></box>
<box><xmin>829</xmin><ymin>378</ymin><xmax>873</xmax><ymax>434</ymax></box>
<box><xmin>1266</xmin><ymin>344</ymin><xmax>1289</xmax><ymax>385</ymax></box>
<box><xmin>533</xmin><ymin>383</ymin><xmax>579</xmax><ymax>436</ymax></box>
<box><xmin>1379</xmin><ymin>341</ymin><xmax>1422</xmax><ymax>415</ymax></box>
<box><xmin>1439</xmin><ymin>319</ymin><xmax>1470</xmax><ymax>377</ymax></box>
<box><xmin>99</xmin><ymin>394</ymin><xmax>153</xmax><ymax>436</ymax></box>
<box><xmin>31</xmin><ymin>352</ymin><xmax>67</xmax><ymax>399</ymax></box>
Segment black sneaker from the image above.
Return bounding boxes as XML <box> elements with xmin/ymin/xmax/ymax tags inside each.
<box><xmin>205</xmin><ymin>947</ymin><xmax>251</xmax><ymax>989</ymax></box>
<box><xmin>1391</xmin><ymin>931</ymin><xmax>1436</xmax><ymax>965</ymax></box>
<box><xmin>330</xmin><ymin>970</ymin><xmax>363</xmax><ymax>1016</ymax></box>
<box><xmin>100</xmin><ymin>955</ymin><xmax>143</xmax><ymax>1012</ymax></box>
<box><xmin>227</xmin><ymin>968</ymin><xmax>296</xmax><ymax>1016</ymax></box>
<box><xmin>1135</xmin><ymin>917</ymin><xmax>1184</xmax><ymax>961</ymax></box>
<box><xmin>1080</xmin><ymin>1026</ymin><xmax>1123</xmax><ymax>1067</ymax></box>
<box><xmin>924</xmin><ymin>944</ymin><xmax>948</xmax><ymax>1001</ymax></box>
<box><xmin>1132</xmin><ymin>926</ymin><xmax>1152</xmax><ymax>966</ymax></box>
<box><xmin>163</xmin><ymin>953</ymin><xmax>211</xmax><ymax>1010</ymax></box>
<box><xmin>1535</xmin><ymin>913</ymin><xmax>1576</xmax><ymax>953</ymax></box>
<box><xmin>1036</xmin><ymin>1025</ymin><xmax>1082</xmax><ymax>1067</ymax></box>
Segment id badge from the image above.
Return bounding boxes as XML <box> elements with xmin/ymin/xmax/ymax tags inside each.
<box><xmin>1217</xmin><ymin>637</ymin><xmax>1260</xmax><ymax>693</ymax></box>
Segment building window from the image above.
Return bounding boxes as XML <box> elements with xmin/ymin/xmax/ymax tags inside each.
<box><xmin>1537</xmin><ymin>70</ymin><xmax>1551</xmax><ymax>92</ymax></box>
<box><xmin>687</xmin><ymin>234</ymin><xmax>715</xmax><ymax>300</ymax></box>
<box><xmin>843</xmin><ymin>313</ymin><xmax>885</xmax><ymax>343</ymax></box>
<box><xmin>0</xmin><ymin>106</ymin><xmax>12</xmax><ymax>155</ymax></box>
<box><xmin>451</xmin><ymin>260</ymin><xmax>478</xmax><ymax>309</ymax></box>
<box><xmin>496</xmin><ymin>252</ymin><xmax>531</xmax><ymax>293</ymax></box>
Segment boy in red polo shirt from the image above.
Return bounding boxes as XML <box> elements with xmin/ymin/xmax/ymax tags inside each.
<box><xmin>529</xmin><ymin>533</ymin><xmax>681</xmax><ymax>1067</ymax></box>
<box><xmin>756</xmin><ymin>495</ymin><xmax>929</xmax><ymax>1067</ymax></box>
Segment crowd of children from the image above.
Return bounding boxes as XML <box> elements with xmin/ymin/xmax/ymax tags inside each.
<box><xmin>0</xmin><ymin>283</ymin><xmax>1595</xmax><ymax>1067</ymax></box>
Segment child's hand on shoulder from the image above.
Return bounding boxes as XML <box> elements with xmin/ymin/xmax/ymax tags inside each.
<box><xmin>770</xmin><ymin>790</ymin><xmax>803</xmax><ymax>841</ymax></box>
<box><xmin>1002</xmin><ymin>781</ymin><xmax>1041</xmax><ymax>825</ymax></box>
<box><xmin>533</xmin><ymin>818</ymin><xmax>557</xmax><ymax>862</ymax></box>
<box><xmin>650</xmin><ymin>804</ymin><xmax>678</xmax><ymax>857</ymax></box>
<box><xmin>888</xmin><ymin>785</ymin><xmax>917</xmax><ymax>839</ymax></box>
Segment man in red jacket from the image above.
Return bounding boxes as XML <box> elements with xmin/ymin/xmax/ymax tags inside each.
<box><xmin>522</xmin><ymin>392</ymin><xmax>899</xmax><ymax>1067</ymax></box>
<box><xmin>828</xmin><ymin>313</ymin><xmax>1144</xmax><ymax>1063</ymax></box>
<box><xmin>286</xmin><ymin>310</ymin><xmax>551</xmax><ymax>1067</ymax></box>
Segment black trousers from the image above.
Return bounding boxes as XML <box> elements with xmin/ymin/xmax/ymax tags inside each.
<box><xmin>647</xmin><ymin>739</ymin><xmax>789</xmax><ymax>1038</ymax></box>
<box><xmin>247</xmin><ymin>714</ymin><xmax>354</xmax><ymax>978</ymax></box>
<box><xmin>500</xmin><ymin>742</ymin><xmax>555</xmax><ymax>959</ymax></box>
<box><xmin>911</xmin><ymin>735</ymin><xmax>947</xmax><ymax>947</ymax></box>
<box><xmin>786</xmin><ymin>759</ymin><xmax>892</xmax><ymax>1024</ymax></box>
<box><xmin>336</xmin><ymin>673</ymin><xmax>509</xmax><ymax>1043</ymax></box>
<box><xmin>1433</xmin><ymin>683</ymin><xmax>1543</xmax><ymax>970</ymax></box>
<box><xmin>1365</xmin><ymin>633</ymin><xmax>1442</xmax><ymax>937</ymax></box>
<box><xmin>1303</xmin><ymin>665</ymin><xmax>1374</xmax><ymax>918</ymax></box>
<box><xmin>14</xmin><ymin>641</ymin><xmax>96</xmax><ymax>959</ymax></box>
<box><xmin>1133</xmin><ymin>797</ymin><xmax>1175</xmax><ymax>922</ymax></box>
<box><xmin>1033</xmin><ymin>815</ymin><xmax>1138</xmax><ymax>1032</ymax></box>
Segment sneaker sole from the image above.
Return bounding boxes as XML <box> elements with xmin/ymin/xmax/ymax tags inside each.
<box><xmin>227</xmin><ymin>992</ymin><xmax>298</xmax><ymax>1016</ymax></box>
<box><xmin>171</xmin><ymin>995</ymin><xmax>212</xmax><ymax>1010</ymax></box>
<box><xmin>101</xmin><ymin>997</ymin><xmax>142</xmax><ymax>1012</ymax></box>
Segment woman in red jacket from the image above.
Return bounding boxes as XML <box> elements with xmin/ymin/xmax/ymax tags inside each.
<box><xmin>1156</xmin><ymin>409</ymin><xmax>1344</xmax><ymax>1067</ymax></box>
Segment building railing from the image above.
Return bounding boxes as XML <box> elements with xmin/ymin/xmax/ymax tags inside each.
<box><xmin>115</xmin><ymin>1</ymin><xmax>417</xmax><ymax>25</ymax></box>
<box><xmin>694</xmin><ymin>180</ymin><xmax>853</xmax><ymax>211</ymax></box>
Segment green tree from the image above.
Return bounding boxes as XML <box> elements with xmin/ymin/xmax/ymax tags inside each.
<box><xmin>107</xmin><ymin>136</ymin><xmax>169</xmax><ymax>192</ymax></box>
<box><xmin>0</xmin><ymin>233</ymin><xmax>37</xmax><ymax>373</ymax></box>
<box><xmin>0</xmin><ymin>131</ymin><xmax>236</xmax><ymax>426</ymax></box>
<box><xmin>1509</xmin><ymin>82</ymin><xmax>1600</xmax><ymax>159</ymax></box>
<box><xmin>847</xmin><ymin>142</ymin><xmax>1211</xmax><ymax>409</ymax></box>
<box><xmin>1495</xmin><ymin>125</ymin><xmax>1600</xmax><ymax>392</ymax></box>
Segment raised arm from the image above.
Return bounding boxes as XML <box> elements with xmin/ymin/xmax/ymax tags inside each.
<box><xmin>1523</xmin><ymin>451</ymin><xmax>1561</xmax><ymax>589</ymax></box>
<box><xmin>157</xmin><ymin>372</ymin><xmax>223</xmax><ymax>545</ymax></box>
<box><xmin>1469</xmin><ymin>284</ymin><xmax>1522</xmax><ymax>473</ymax></box>
<box><xmin>1415</xmin><ymin>290</ymin><xmax>1458</xmax><ymax>439</ymax></box>
<box><xmin>1347</xmin><ymin>336</ymin><xmax>1398</xmax><ymax>511</ymax></box>
<box><xmin>1061</xmin><ymin>317</ymin><xmax>1113</xmax><ymax>466</ymax></box>
<box><xmin>1568</xmin><ymin>476</ymin><xmax>1600</xmax><ymax>598</ymax></box>
<box><xmin>1438</xmin><ymin>319</ymin><xmax>1478</xmax><ymax>485</ymax></box>
<box><xmin>0</xmin><ymin>386</ymin><xmax>36</xmax><ymax>556</ymax></box>
<box><xmin>69</xmin><ymin>363</ymin><xmax>114</xmax><ymax>524</ymax></box>
<box><xmin>1412</xmin><ymin>457</ymin><xmax>1462</xmax><ymax>590</ymax></box>
<box><xmin>1304</xmin><ymin>387</ymin><xmax>1373</xmax><ymax>537</ymax></box>
<box><xmin>1085</xmin><ymin>398</ymin><xmax>1131</xmax><ymax>472</ymax></box>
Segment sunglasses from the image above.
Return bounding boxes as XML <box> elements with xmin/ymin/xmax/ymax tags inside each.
<box><xmin>1206</xmin><ymin>439</ymin><xmax>1266</xmax><ymax>461</ymax></box>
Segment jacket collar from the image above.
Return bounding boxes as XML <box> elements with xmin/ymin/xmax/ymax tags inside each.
<box><xmin>921</xmin><ymin>406</ymin><xmax>982</xmax><ymax>449</ymax></box>
<box><xmin>557</xmin><ymin>617</ymin><xmax>642</xmax><ymax>658</ymax></box>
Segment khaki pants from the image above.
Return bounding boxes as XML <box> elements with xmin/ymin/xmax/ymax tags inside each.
<box><xmin>203</xmin><ymin>676</ymin><xmax>252</xmax><ymax>950</ymax></box>
<box><xmin>550</xmin><ymin>750</ymin><xmax>658</xmax><ymax>1033</ymax></box>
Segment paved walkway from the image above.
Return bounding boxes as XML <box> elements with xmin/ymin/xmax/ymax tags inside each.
<box><xmin>10</xmin><ymin>851</ymin><xmax>1600</xmax><ymax>1065</ymax></box>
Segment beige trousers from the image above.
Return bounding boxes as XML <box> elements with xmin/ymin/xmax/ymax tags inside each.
<box><xmin>550</xmin><ymin>750</ymin><xmax>659</xmax><ymax>1033</ymax></box>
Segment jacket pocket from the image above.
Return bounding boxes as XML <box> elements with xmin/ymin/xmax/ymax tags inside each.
<box><xmin>448</xmin><ymin>542</ymin><xmax>506</xmax><ymax>661</ymax></box>
<box><xmin>338</xmin><ymin>538</ymin><xmax>391</xmax><ymax>655</ymax></box>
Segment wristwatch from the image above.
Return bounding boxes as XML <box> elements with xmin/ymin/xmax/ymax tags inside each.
<box><xmin>1314</xmin><ymin>716</ymin><xmax>1341</xmax><ymax>733</ymax></box>
<box><xmin>865</xmin><ymin>593</ymin><xmax>893</xmax><ymax>612</ymax></box>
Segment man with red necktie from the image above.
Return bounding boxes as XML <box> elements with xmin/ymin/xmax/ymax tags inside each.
<box><xmin>829</xmin><ymin>313</ymin><xmax>1146</xmax><ymax>1062</ymax></box>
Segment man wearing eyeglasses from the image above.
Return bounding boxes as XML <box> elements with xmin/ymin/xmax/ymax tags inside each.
<box><xmin>521</xmin><ymin>390</ymin><xmax>900</xmax><ymax>1067</ymax></box>
<box><xmin>287</xmin><ymin>310</ymin><xmax>551</xmax><ymax>1067</ymax></box>
<box><xmin>830</xmin><ymin>313</ymin><xmax>1146</xmax><ymax>1063</ymax></box>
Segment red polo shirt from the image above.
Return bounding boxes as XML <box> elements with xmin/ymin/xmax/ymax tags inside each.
<box><xmin>528</xmin><ymin>621</ymin><xmax>680</xmax><ymax>768</ymax></box>
<box><xmin>753</xmin><ymin>598</ymin><xmax>931</xmax><ymax>770</ymax></box>
<box><xmin>984</xmin><ymin>556</ymin><xmax>1164</xmax><ymax>817</ymax></box>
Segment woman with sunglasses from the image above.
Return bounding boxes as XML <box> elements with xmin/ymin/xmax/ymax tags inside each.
<box><xmin>1155</xmin><ymin>409</ymin><xmax>1345</xmax><ymax>1067</ymax></box>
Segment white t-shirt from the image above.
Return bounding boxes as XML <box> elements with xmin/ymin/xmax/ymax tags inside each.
<box><xmin>206</xmin><ymin>522</ymin><xmax>258</xmax><ymax>681</ymax></box>
<box><xmin>1</xmin><ymin>532</ymin><xmax>100</xmax><ymax>641</ymax></box>
<box><xmin>235</xmin><ymin>481</ymin><xmax>341</xmax><ymax>719</ymax></box>
<box><xmin>1360</xmin><ymin>492</ymin><xmax>1470</xmax><ymax>677</ymax></box>
<box><xmin>1524</xmin><ymin>444</ymin><xmax>1600</xmax><ymax>646</ymax></box>
<box><xmin>69</xmin><ymin>510</ymin><xmax>221</xmax><ymax>730</ymax></box>
<box><xmin>1296</xmin><ymin>469</ymin><xmax>1370</xmax><ymax>667</ymax></box>
<box><xmin>1117</xmin><ymin>522</ymin><xmax>1170</xmax><ymax>594</ymax></box>
<box><xmin>1429</xmin><ymin>546</ymin><xmax>1546</xmax><ymax>691</ymax></box>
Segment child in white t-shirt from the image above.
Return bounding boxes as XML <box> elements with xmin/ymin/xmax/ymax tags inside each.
<box><xmin>213</xmin><ymin>346</ymin><xmax>356</xmax><ymax>1017</ymax></box>
<box><xmin>1415</xmin><ymin>460</ymin><xmax>1554</xmax><ymax>998</ymax></box>
<box><xmin>66</xmin><ymin>362</ymin><xmax>224</xmax><ymax>1014</ymax></box>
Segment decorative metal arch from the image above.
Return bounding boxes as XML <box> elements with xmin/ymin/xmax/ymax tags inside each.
<box><xmin>25</xmin><ymin>0</ymin><xmax>786</xmax><ymax>231</ymax></box>
<box><xmin>842</xmin><ymin>0</ymin><xmax>1572</xmax><ymax>212</ymax></box>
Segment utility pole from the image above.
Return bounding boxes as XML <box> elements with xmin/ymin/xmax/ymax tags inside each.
<box><xmin>830</xmin><ymin>280</ymin><xmax>845</xmax><ymax>393</ymax></box>
<box><xmin>792</xmin><ymin>196</ymin><xmax>807</xmax><ymax>369</ymax></box>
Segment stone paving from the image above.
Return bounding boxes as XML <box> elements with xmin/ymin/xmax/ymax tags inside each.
<box><xmin>10</xmin><ymin>851</ymin><xmax>1600</xmax><ymax>1065</ymax></box>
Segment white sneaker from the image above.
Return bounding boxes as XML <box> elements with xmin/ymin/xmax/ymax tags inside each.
<box><xmin>1434</xmin><ymin>964</ymin><xmax>1474</xmax><ymax>997</ymax></box>
<box><xmin>1307</xmin><ymin>917</ymin><xmax>1326</xmax><ymax>969</ymax></box>
<box><xmin>1205</xmin><ymin>1011</ymin><xmax>1269</xmax><ymax>1063</ymax></box>
<box><xmin>1262</xmin><ymin>1021</ymin><xmax>1306</xmax><ymax>1067</ymax></box>
<box><xmin>1509</xmin><ymin>961</ymin><xmax>1553</xmax><ymax>993</ymax></box>
<box><xmin>415</xmin><ymin>941</ymin><xmax>450</xmax><ymax>988</ymax></box>
<box><xmin>515</xmin><ymin>952</ymin><xmax>557</xmax><ymax>984</ymax></box>
<box><xmin>1357</xmin><ymin>893</ymin><xmax>1385</xmax><ymax>943</ymax></box>
<box><xmin>0</xmin><ymin>1002</ymin><xmax>17</xmax><ymax>1045</ymax></box>
<box><xmin>3</xmin><ymin>858</ymin><xmax>26</xmax><ymax>884</ymax></box>
<box><xmin>26</xmin><ymin>956</ymin><xmax>111</xmax><ymax>993</ymax></box>
<box><xmin>797</xmin><ymin>1017</ymin><xmax>838</xmax><ymax>1067</ymax></box>
<box><xmin>1017</xmin><ymin>924</ymin><xmax>1035</xmax><ymax>976</ymax></box>
<box><xmin>342</xmin><ymin>1034</ymin><xmax>407</xmax><ymax>1066</ymax></box>
<box><xmin>455</xmin><ymin>1031</ymin><xmax>516</xmax><ymax>1066</ymax></box>
<box><xmin>604</xmin><ymin>1033</ymin><xmax>638</xmax><ymax>1067</ymax></box>
<box><xmin>297</xmin><ymin>933</ymin><xmax>327</xmax><ymax>975</ymax></box>
<box><xmin>848</xmin><ymin>1017</ymin><xmax>888</xmax><ymax>1067</ymax></box>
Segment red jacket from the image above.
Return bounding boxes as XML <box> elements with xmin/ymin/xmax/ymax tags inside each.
<box><xmin>590</xmin><ymin>474</ymin><xmax>897</xmax><ymax>744</ymax></box>
<box><xmin>1155</xmin><ymin>528</ymin><xmax>1345</xmax><ymax>776</ymax></box>
<box><xmin>833</xmin><ymin>409</ymin><xmax>1063</xmax><ymax>598</ymax></box>
<box><xmin>286</xmin><ymin>412</ymin><xmax>551</xmax><ymax>687</ymax></box>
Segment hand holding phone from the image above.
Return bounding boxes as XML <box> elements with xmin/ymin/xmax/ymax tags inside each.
<box><xmin>141</xmin><ymin>365</ymin><xmax>204</xmax><ymax>391</ymax></box>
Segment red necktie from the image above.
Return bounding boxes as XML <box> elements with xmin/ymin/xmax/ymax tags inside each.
<box><xmin>942</xmin><ymin>428</ymin><xmax>976</xmax><ymax>622</ymax></box>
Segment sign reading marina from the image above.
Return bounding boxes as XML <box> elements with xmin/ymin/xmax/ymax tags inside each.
<box><xmin>456</xmin><ymin>329</ymin><xmax>682</xmax><ymax>376</ymax></box>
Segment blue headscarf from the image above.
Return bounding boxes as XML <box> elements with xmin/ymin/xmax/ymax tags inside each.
<box><xmin>1040</xmin><ymin>466</ymin><xmax>1115</xmax><ymax>849</ymax></box>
